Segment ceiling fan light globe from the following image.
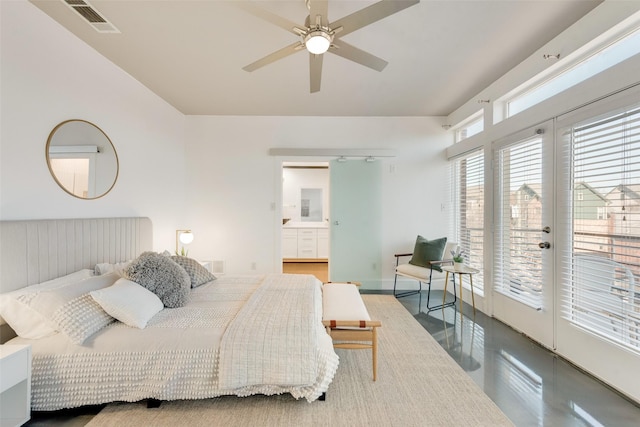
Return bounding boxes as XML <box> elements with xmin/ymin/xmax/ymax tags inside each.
<box><xmin>305</xmin><ymin>31</ymin><xmax>331</xmax><ymax>54</ymax></box>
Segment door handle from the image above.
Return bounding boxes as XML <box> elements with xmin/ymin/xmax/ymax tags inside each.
<box><xmin>538</xmin><ymin>242</ymin><xmax>550</xmax><ymax>249</ymax></box>
<box><xmin>542</xmin><ymin>226</ymin><xmax>551</xmax><ymax>233</ymax></box>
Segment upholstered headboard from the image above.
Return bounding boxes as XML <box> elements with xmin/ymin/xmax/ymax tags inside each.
<box><xmin>0</xmin><ymin>217</ymin><xmax>152</xmax><ymax>293</ymax></box>
<box><xmin>0</xmin><ymin>217</ymin><xmax>152</xmax><ymax>342</ymax></box>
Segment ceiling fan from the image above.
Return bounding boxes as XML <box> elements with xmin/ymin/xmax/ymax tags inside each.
<box><xmin>239</xmin><ymin>0</ymin><xmax>420</xmax><ymax>93</ymax></box>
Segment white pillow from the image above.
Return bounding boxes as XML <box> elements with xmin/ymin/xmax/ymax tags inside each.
<box><xmin>90</xmin><ymin>278</ymin><xmax>164</xmax><ymax>329</ymax></box>
<box><xmin>94</xmin><ymin>260</ymin><xmax>131</xmax><ymax>276</ymax></box>
<box><xmin>0</xmin><ymin>269</ymin><xmax>95</xmax><ymax>339</ymax></box>
<box><xmin>24</xmin><ymin>272</ymin><xmax>120</xmax><ymax>344</ymax></box>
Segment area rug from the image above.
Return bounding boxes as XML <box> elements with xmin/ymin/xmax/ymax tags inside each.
<box><xmin>86</xmin><ymin>295</ymin><xmax>513</xmax><ymax>427</ymax></box>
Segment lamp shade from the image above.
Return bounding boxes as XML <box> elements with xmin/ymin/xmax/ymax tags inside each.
<box><xmin>179</xmin><ymin>231</ymin><xmax>194</xmax><ymax>245</ymax></box>
<box><xmin>176</xmin><ymin>229</ymin><xmax>194</xmax><ymax>254</ymax></box>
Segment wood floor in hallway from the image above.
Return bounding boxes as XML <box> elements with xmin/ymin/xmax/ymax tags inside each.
<box><xmin>282</xmin><ymin>261</ymin><xmax>328</xmax><ymax>282</ymax></box>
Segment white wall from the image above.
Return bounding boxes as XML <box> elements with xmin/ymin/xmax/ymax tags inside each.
<box><xmin>0</xmin><ymin>1</ymin><xmax>453</xmax><ymax>288</ymax></box>
<box><xmin>0</xmin><ymin>0</ymin><xmax>187</xmax><ymax>252</ymax></box>
<box><xmin>184</xmin><ymin>116</ymin><xmax>451</xmax><ymax>287</ymax></box>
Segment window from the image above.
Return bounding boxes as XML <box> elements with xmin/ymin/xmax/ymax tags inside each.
<box><xmin>560</xmin><ymin>101</ymin><xmax>640</xmax><ymax>351</ymax></box>
<box><xmin>501</xmin><ymin>24</ymin><xmax>640</xmax><ymax>119</ymax></box>
<box><xmin>451</xmin><ymin>149</ymin><xmax>484</xmax><ymax>293</ymax></box>
<box><xmin>454</xmin><ymin>113</ymin><xmax>484</xmax><ymax>143</ymax></box>
<box><xmin>597</xmin><ymin>207</ymin><xmax>607</xmax><ymax>220</ymax></box>
<box><xmin>494</xmin><ymin>136</ymin><xmax>545</xmax><ymax>309</ymax></box>
<box><xmin>48</xmin><ymin>156</ymin><xmax>93</xmax><ymax>199</ymax></box>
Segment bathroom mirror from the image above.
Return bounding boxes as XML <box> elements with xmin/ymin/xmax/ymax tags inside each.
<box><xmin>301</xmin><ymin>188</ymin><xmax>323</xmax><ymax>221</ymax></box>
<box><xmin>46</xmin><ymin>120</ymin><xmax>119</xmax><ymax>199</ymax></box>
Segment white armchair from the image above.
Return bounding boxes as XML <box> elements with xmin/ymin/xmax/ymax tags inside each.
<box><xmin>393</xmin><ymin>237</ymin><xmax>458</xmax><ymax>311</ymax></box>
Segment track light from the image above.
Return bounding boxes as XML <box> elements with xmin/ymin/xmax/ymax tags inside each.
<box><xmin>365</xmin><ymin>156</ymin><xmax>376</xmax><ymax>162</ymax></box>
<box><xmin>337</xmin><ymin>156</ymin><xmax>347</xmax><ymax>162</ymax></box>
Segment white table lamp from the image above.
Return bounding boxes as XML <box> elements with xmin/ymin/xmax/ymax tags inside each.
<box><xmin>176</xmin><ymin>229</ymin><xmax>194</xmax><ymax>255</ymax></box>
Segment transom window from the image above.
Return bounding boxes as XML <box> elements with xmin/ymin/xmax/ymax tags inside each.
<box><xmin>497</xmin><ymin>20</ymin><xmax>640</xmax><ymax>120</ymax></box>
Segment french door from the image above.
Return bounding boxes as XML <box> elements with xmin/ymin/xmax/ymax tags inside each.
<box><xmin>555</xmin><ymin>86</ymin><xmax>640</xmax><ymax>402</ymax></box>
<box><xmin>493</xmin><ymin>121</ymin><xmax>555</xmax><ymax>348</ymax></box>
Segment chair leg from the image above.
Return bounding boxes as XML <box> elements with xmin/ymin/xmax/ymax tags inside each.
<box><xmin>425</xmin><ymin>268</ymin><xmax>456</xmax><ymax>312</ymax></box>
<box><xmin>394</xmin><ymin>273</ymin><xmax>422</xmax><ymax>298</ymax></box>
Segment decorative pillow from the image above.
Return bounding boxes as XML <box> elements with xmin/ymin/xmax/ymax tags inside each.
<box><xmin>94</xmin><ymin>260</ymin><xmax>131</xmax><ymax>276</ymax></box>
<box><xmin>124</xmin><ymin>252</ymin><xmax>191</xmax><ymax>308</ymax></box>
<box><xmin>50</xmin><ymin>294</ymin><xmax>115</xmax><ymax>344</ymax></box>
<box><xmin>90</xmin><ymin>278</ymin><xmax>164</xmax><ymax>329</ymax></box>
<box><xmin>0</xmin><ymin>269</ymin><xmax>95</xmax><ymax>339</ymax></box>
<box><xmin>23</xmin><ymin>272</ymin><xmax>120</xmax><ymax>344</ymax></box>
<box><xmin>409</xmin><ymin>236</ymin><xmax>447</xmax><ymax>271</ymax></box>
<box><xmin>170</xmin><ymin>256</ymin><xmax>217</xmax><ymax>288</ymax></box>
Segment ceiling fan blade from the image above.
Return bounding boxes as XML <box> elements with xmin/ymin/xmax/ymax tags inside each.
<box><xmin>309</xmin><ymin>53</ymin><xmax>323</xmax><ymax>93</ymax></box>
<box><xmin>235</xmin><ymin>2</ymin><xmax>301</xmax><ymax>35</ymax></box>
<box><xmin>330</xmin><ymin>0</ymin><xmax>419</xmax><ymax>38</ymax></box>
<box><xmin>308</xmin><ymin>0</ymin><xmax>329</xmax><ymax>26</ymax></box>
<box><xmin>330</xmin><ymin>40</ymin><xmax>388</xmax><ymax>72</ymax></box>
<box><xmin>243</xmin><ymin>42</ymin><xmax>303</xmax><ymax>72</ymax></box>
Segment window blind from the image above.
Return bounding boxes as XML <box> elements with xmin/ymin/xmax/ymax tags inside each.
<box><xmin>494</xmin><ymin>137</ymin><xmax>544</xmax><ymax>309</ymax></box>
<box><xmin>451</xmin><ymin>149</ymin><xmax>484</xmax><ymax>292</ymax></box>
<box><xmin>560</xmin><ymin>104</ymin><xmax>640</xmax><ymax>351</ymax></box>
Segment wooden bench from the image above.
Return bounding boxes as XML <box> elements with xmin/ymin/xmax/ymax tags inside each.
<box><xmin>322</xmin><ymin>282</ymin><xmax>382</xmax><ymax>381</ymax></box>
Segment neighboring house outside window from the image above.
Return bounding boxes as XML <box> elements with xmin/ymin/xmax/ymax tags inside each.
<box><xmin>451</xmin><ymin>150</ymin><xmax>484</xmax><ymax>293</ymax></box>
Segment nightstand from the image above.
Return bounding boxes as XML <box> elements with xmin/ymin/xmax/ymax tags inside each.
<box><xmin>0</xmin><ymin>344</ymin><xmax>31</xmax><ymax>427</ymax></box>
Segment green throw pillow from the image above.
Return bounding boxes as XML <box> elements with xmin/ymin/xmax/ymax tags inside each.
<box><xmin>409</xmin><ymin>236</ymin><xmax>447</xmax><ymax>271</ymax></box>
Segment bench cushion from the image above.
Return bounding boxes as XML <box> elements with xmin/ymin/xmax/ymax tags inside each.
<box><xmin>322</xmin><ymin>283</ymin><xmax>370</xmax><ymax>322</ymax></box>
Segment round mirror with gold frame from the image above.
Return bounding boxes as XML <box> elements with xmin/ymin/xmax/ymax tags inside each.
<box><xmin>46</xmin><ymin>120</ymin><xmax>119</xmax><ymax>199</ymax></box>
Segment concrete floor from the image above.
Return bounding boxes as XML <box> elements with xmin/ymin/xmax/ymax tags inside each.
<box><xmin>392</xmin><ymin>289</ymin><xmax>640</xmax><ymax>426</ymax></box>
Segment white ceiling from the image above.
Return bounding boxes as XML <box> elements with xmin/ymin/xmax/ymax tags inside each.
<box><xmin>30</xmin><ymin>0</ymin><xmax>602</xmax><ymax>116</ymax></box>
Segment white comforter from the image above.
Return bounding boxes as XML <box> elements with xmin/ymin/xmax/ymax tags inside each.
<box><xmin>219</xmin><ymin>274</ymin><xmax>332</xmax><ymax>399</ymax></box>
<box><xmin>8</xmin><ymin>274</ymin><xmax>339</xmax><ymax>410</ymax></box>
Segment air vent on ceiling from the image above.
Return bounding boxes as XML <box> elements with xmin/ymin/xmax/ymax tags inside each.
<box><xmin>63</xmin><ymin>0</ymin><xmax>120</xmax><ymax>33</ymax></box>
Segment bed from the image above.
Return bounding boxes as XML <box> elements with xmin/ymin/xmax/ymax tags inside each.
<box><xmin>0</xmin><ymin>218</ymin><xmax>339</xmax><ymax>411</ymax></box>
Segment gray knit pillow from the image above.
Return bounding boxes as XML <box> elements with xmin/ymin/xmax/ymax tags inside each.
<box><xmin>124</xmin><ymin>252</ymin><xmax>190</xmax><ymax>308</ymax></box>
<box><xmin>171</xmin><ymin>256</ymin><xmax>217</xmax><ymax>288</ymax></box>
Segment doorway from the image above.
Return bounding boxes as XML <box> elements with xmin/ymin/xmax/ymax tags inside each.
<box><xmin>279</xmin><ymin>158</ymin><xmax>383</xmax><ymax>287</ymax></box>
<box><xmin>281</xmin><ymin>162</ymin><xmax>330</xmax><ymax>282</ymax></box>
